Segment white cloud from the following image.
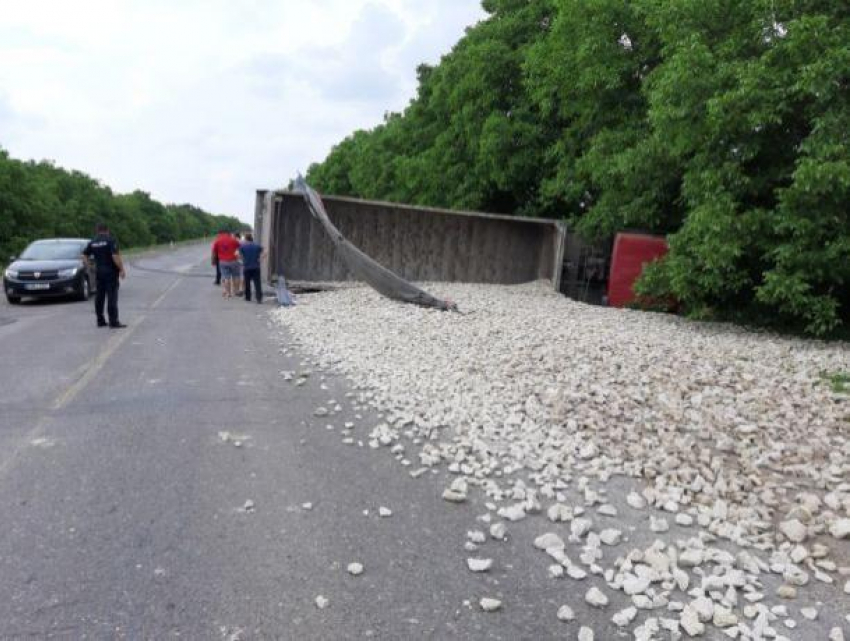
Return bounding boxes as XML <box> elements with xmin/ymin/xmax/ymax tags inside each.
<box><xmin>0</xmin><ymin>0</ymin><xmax>486</xmax><ymax>222</ymax></box>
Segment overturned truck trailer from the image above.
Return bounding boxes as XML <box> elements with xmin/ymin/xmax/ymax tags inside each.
<box><xmin>254</xmin><ymin>190</ymin><xmax>567</xmax><ymax>291</ymax></box>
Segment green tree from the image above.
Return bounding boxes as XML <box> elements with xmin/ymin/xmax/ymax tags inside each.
<box><xmin>303</xmin><ymin>0</ymin><xmax>849</xmax><ymax>335</ymax></box>
<box><xmin>0</xmin><ymin>147</ymin><xmax>242</xmax><ymax>263</ymax></box>
<box><xmin>634</xmin><ymin>0</ymin><xmax>850</xmax><ymax>334</ymax></box>
<box><xmin>307</xmin><ymin>0</ymin><xmax>557</xmax><ymax>215</ymax></box>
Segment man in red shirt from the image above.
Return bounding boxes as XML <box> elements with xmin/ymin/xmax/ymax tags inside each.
<box><xmin>211</xmin><ymin>230</ymin><xmax>242</xmax><ymax>298</ymax></box>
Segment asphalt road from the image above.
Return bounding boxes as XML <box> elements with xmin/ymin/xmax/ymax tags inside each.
<box><xmin>1</xmin><ymin>245</ymin><xmax>846</xmax><ymax>640</ymax></box>
<box><xmin>0</xmin><ymin>245</ymin><xmax>580</xmax><ymax>640</ymax></box>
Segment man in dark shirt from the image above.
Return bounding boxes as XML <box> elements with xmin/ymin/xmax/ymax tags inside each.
<box><xmin>238</xmin><ymin>233</ymin><xmax>264</xmax><ymax>304</ymax></box>
<box><xmin>83</xmin><ymin>223</ymin><xmax>126</xmax><ymax>328</ymax></box>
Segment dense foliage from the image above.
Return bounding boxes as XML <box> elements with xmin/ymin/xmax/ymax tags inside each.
<box><xmin>306</xmin><ymin>0</ymin><xmax>849</xmax><ymax>335</ymax></box>
<box><xmin>0</xmin><ymin>147</ymin><xmax>243</xmax><ymax>262</ymax></box>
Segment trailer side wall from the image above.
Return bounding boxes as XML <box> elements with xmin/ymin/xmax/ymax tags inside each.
<box><xmin>256</xmin><ymin>191</ymin><xmax>566</xmax><ymax>288</ymax></box>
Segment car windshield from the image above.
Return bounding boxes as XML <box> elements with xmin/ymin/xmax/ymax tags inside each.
<box><xmin>19</xmin><ymin>241</ymin><xmax>84</xmax><ymax>261</ymax></box>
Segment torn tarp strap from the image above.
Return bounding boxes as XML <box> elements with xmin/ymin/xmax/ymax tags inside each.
<box><xmin>275</xmin><ymin>273</ymin><xmax>295</xmax><ymax>307</ymax></box>
<box><xmin>293</xmin><ymin>176</ymin><xmax>457</xmax><ymax>311</ymax></box>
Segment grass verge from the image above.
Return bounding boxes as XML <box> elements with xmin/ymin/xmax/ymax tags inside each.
<box><xmin>820</xmin><ymin>371</ymin><xmax>850</xmax><ymax>394</ymax></box>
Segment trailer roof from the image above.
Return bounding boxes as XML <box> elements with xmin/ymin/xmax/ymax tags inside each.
<box><xmin>259</xmin><ymin>190</ymin><xmax>564</xmax><ymax>227</ymax></box>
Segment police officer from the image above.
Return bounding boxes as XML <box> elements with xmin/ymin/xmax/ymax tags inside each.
<box><xmin>83</xmin><ymin>223</ymin><xmax>126</xmax><ymax>328</ymax></box>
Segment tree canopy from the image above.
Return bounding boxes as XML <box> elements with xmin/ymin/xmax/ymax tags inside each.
<box><xmin>306</xmin><ymin>0</ymin><xmax>849</xmax><ymax>336</ymax></box>
<box><xmin>0</xmin><ymin>147</ymin><xmax>243</xmax><ymax>262</ymax></box>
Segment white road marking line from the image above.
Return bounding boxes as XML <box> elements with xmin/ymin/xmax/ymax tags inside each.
<box><xmin>151</xmin><ymin>277</ymin><xmax>182</xmax><ymax>309</ymax></box>
<box><xmin>51</xmin><ymin>325</ymin><xmax>138</xmax><ymax>410</ymax></box>
<box><xmin>53</xmin><ymin>276</ymin><xmax>183</xmax><ymax>410</ymax></box>
<box><xmin>0</xmin><ymin>273</ymin><xmax>187</xmax><ymax>479</ymax></box>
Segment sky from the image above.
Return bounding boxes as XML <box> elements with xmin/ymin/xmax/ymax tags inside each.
<box><xmin>0</xmin><ymin>0</ymin><xmax>486</xmax><ymax>222</ymax></box>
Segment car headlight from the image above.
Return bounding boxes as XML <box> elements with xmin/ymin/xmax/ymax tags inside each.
<box><xmin>4</xmin><ymin>269</ymin><xmax>18</xmax><ymax>279</ymax></box>
<box><xmin>58</xmin><ymin>267</ymin><xmax>79</xmax><ymax>278</ymax></box>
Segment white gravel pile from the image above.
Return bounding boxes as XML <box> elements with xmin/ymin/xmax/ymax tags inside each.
<box><xmin>272</xmin><ymin>282</ymin><xmax>850</xmax><ymax>637</ymax></box>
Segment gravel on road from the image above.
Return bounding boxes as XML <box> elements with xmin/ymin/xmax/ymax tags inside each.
<box><xmin>272</xmin><ymin>281</ymin><xmax>850</xmax><ymax>639</ymax></box>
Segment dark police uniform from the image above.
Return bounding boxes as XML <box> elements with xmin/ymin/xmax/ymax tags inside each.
<box><xmin>83</xmin><ymin>233</ymin><xmax>122</xmax><ymax>327</ymax></box>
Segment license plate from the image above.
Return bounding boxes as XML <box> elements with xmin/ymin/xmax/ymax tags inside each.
<box><xmin>25</xmin><ymin>283</ymin><xmax>50</xmax><ymax>290</ymax></box>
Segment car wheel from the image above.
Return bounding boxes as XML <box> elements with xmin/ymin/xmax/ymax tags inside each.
<box><xmin>6</xmin><ymin>294</ymin><xmax>21</xmax><ymax>304</ymax></box>
<box><xmin>76</xmin><ymin>276</ymin><xmax>90</xmax><ymax>301</ymax></box>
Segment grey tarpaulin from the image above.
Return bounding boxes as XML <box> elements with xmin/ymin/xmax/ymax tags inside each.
<box><xmin>275</xmin><ymin>275</ymin><xmax>295</xmax><ymax>307</ymax></box>
<box><xmin>293</xmin><ymin>176</ymin><xmax>457</xmax><ymax>311</ymax></box>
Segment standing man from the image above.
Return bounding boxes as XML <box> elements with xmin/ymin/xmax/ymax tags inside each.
<box><xmin>232</xmin><ymin>231</ymin><xmax>244</xmax><ymax>296</ymax></box>
<box><xmin>211</xmin><ymin>229</ymin><xmax>241</xmax><ymax>298</ymax></box>
<box><xmin>238</xmin><ymin>233</ymin><xmax>265</xmax><ymax>304</ymax></box>
<box><xmin>83</xmin><ymin>223</ymin><xmax>126</xmax><ymax>328</ymax></box>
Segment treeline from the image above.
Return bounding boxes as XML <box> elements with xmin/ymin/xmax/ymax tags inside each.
<box><xmin>0</xmin><ymin>147</ymin><xmax>244</xmax><ymax>261</ymax></box>
<box><xmin>306</xmin><ymin>0</ymin><xmax>849</xmax><ymax>336</ymax></box>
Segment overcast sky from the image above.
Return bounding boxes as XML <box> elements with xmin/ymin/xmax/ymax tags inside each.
<box><xmin>0</xmin><ymin>0</ymin><xmax>485</xmax><ymax>222</ymax></box>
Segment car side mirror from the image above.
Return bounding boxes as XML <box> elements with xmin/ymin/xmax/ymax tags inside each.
<box><xmin>8</xmin><ymin>255</ymin><xmax>16</xmax><ymax>262</ymax></box>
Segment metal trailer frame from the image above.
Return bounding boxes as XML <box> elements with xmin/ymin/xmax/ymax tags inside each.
<box><xmin>254</xmin><ymin>190</ymin><xmax>567</xmax><ymax>291</ymax></box>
